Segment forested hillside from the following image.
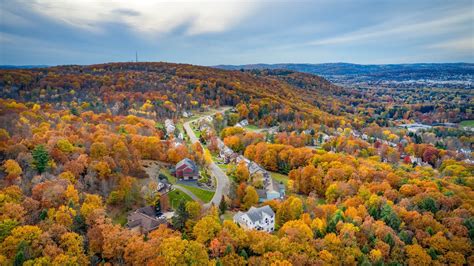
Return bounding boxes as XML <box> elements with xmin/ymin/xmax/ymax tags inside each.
<box><xmin>0</xmin><ymin>62</ymin><xmax>472</xmax><ymax>265</ymax></box>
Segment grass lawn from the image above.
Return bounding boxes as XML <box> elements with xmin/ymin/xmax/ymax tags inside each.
<box><xmin>460</xmin><ymin>120</ymin><xmax>474</xmax><ymax>127</ymax></box>
<box><xmin>168</xmin><ymin>189</ymin><xmax>193</xmax><ymax>209</ymax></box>
<box><xmin>244</xmin><ymin>124</ymin><xmax>259</xmax><ymax>131</ymax></box>
<box><xmin>161</xmin><ymin>168</ymin><xmax>177</xmax><ymax>184</ymax></box>
<box><xmin>192</xmin><ymin>128</ymin><xmax>202</xmax><ymax>138</ymax></box>
<box><xmin>176</xmin><ymin>123</ymin><xmax>184</xmax><ymax>133</ymax></box>
<box><xmin>180</xmin><ymin>184</ymin><xmax>215</xmax><ymax>202</ymax></box>
<box><xmin>220</xmin><ymin>210</ymin><xmax>236</xmax><ymax>221</ymax></box>
<box><xmin>218</xmin><ymin>163</ymin><xmax>229</xmax><ymax>171</ymax></box>
<box><xmin>270</xmin><ymin>171</ymin><xmax>289</xmax><ymax>186</ymax></box>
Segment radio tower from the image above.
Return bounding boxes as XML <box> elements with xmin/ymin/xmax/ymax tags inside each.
<box><xmin>135</xmin><ymin>51</ymin><xmax>138</xmax><ymax>62</ymax></box>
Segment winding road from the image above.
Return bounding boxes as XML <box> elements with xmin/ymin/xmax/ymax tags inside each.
<box><xmin>183</xmin><ymin>107</ymin><xmax>231</xmax><ymax>208</ymax></box>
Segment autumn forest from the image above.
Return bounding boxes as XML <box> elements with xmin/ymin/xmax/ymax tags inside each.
<box><xmin>0</xmin><ymin>62</ymin><xmax>472</xmax><ymax>266</ymax></box>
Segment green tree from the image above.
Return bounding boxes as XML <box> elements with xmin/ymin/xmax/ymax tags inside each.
<box><xmin>172</xmin><ymin>200</ymin><xmax>189</xmax><ymax>230</ymax></box>
<box><xmin>219</xmin><ymin>195</ymin><xmax>227</xmax><ymax>215</ymax></box>
<box><xmin>32</xmin><ymin>145</ymin><xmax>49</xmax><ymax>173</ymax></box>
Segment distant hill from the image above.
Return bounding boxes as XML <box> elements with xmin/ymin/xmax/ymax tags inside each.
<box><xmin>0</xmin><ymin>65</ymin><xmax>49</xmax><ymax>69</ymax></box>
<box><xmin>0</xmin><ymin>62</ymin><xmax>347</xmax><ymax>124</ymax></box>
<box><xmin>215</xmin><ymin>63</ymin><xmax>474</xmax><ymax>88</ymax></box>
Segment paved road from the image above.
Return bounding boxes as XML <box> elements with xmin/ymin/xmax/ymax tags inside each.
<box><xmin>183</xmin><ymin>107</ymin><xmax>231</xmax><ymax>208</ymax></box>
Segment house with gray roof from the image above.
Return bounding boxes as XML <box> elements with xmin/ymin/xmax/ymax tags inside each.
<box><xmin>233</xmin><ymin>205</ymin><xmax>275</xmax><ymax>232</ymax></box>
<box><xmin>126</xmin><ymin>206</ymin><xmax>167</xmax><ymax>234</ymax></box>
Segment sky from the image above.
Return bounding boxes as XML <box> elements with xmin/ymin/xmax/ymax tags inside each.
<box><xmin>0</xmin><ymin>0</ymin><xmax>473</xmax><ymax>66</ymax></box>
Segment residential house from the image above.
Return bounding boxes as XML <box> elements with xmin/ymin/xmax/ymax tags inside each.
<box><xmin>127</xmin><ymin>206</ymin><xmax>167</xmax><ymax>234</ymax></box>
<box><xmin>318</xmin><ymin>133</ymin><xmax>331</xmax><ymax>144</ymax></box>
<box><xmin>175</xmin><ymin>158</ymin><xmax>199</xmax><ymax>180</ymax></box>
<box><xmin>236</xmin><ymin>119</ymin><xmax>249</xmax><ymax>128</ymax></box>
<box><xmin>361</xmin><ymin>134</ymin><xmax>369</xmax><ymax>141</ymax></box>
<box><xmin>164</xmin><ymin>119</ymin><xmax>175</xmax><ymax>135</ymax></box>
<box><xmin>410</xmin><ymin>156</ymin><xmax>423</xmax><ymax>165</ymax></box>
<box><xmin>182</xmin><ymin>110</ymin><xmax>192</xmax><ymax>118</ymax></box>
<box><xmin>233</xmin><ymin>205</ymin><xmax>275</xmax><ymax>232</ymax></box>
<box><xmin>258</xmin><ymin>179</ymin><xmax>285</xmax><ymax>202</ymax></box>
<box><xmin>220</xmin><ymin>146</ymin><xmax>238</xmax><ymax>163</ymax></box>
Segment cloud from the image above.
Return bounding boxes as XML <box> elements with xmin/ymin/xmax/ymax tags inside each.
<box><xmin>428</xmin><ymin>37</ymin><xmax>474</xmax><ymax>52</ymax></box>
<box><xmin>307</xmin><ymin>8</ymin><xmax>473</xmax><ymax>46</ymax></box>
<box><xmin>25</xmin><ymin>0</ymin><xmax>262</xmax><ymax>35</ymax></box>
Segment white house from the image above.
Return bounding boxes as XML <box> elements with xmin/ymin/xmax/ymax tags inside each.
<box><xmin>164</xmin><ymin>119</ymin><xmax>175</xmax><ymax>135</ymax></box>
<box><xmin>239</xmin><ymin>119</ymin><xmax>249</xmax><ymax>127</ymax></box>
<box><xmin>182</xmin><ymin>111</ymin><xmax>191</xmax><ymax>118</ymax></box>
<box><xmin>233</xmin><ymin>205</ymin><xmax>275</xmax><ymax>232</ymax></box>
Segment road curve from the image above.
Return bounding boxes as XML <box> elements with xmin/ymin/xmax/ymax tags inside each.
<box><xmin>183</xmin><ymin>107</ymin><xmax>231</xmax><ymax>209</ymax></box>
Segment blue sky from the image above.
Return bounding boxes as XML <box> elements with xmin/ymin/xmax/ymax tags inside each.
<box><xmin>1</xmin><ymin>0</ymin><xmax>473</xmax><ymax>65</ymax></box>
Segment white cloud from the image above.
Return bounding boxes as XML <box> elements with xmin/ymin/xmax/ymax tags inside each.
<box><xmin>26</xmin><ymin>0</ymin><xmax>262</xmax><ymax>35</ymax></box>
<box><xmin>428</xmin><ymin>37</ymin><xmax>474</xmax><ymax>52</ymax></box>
<box><xmin>307</xmin><ymin>8</ymin><xmax>473</xmax><ymax>46</ymax></box>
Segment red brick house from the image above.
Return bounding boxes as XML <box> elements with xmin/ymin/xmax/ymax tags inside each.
<box><xmin>175</xmin><ymin>158</ymin><xmax>199</xmax><ymax>180</ymax></box>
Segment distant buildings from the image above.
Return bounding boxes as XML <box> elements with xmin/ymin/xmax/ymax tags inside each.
<box><xmin>233</xmin><ymin>205</ymin><xmax>275</xmax><ymax>232</ymax></box>
<box><xmin>216</xmin><ymin>133</ymin><xmax>285</xmax><ymax>202</ymax></box>
<box><xmin>175</xmin><ymin>158</ymin><xmax>199</xmax><ymax>180</ymax></box>
<box><xmin>397</xmin><ymin>123</ymin><xmax>432</xmax><ymax>133</ymax></box>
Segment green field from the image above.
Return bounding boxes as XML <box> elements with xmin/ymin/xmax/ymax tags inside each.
<box><xmin>168</xmin><ymin>189</ymin><xmax>193</xmax><ymax>209</ymax></box>
<box><xmin>270</xmin><ymin>171</ymin><xmax>289</xmax><ymax>186</ymax></box>
<box><xmin>180</xmin><ymin>184</ymin><xmax>215</xmax><ymax>202</ymax></box>
<box><xmin>460</xmin><ymin>120</ymin><xmax>474</xmax><ymax>127</ymax></box>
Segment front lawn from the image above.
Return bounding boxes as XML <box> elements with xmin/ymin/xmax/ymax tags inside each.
<box><xmin>168</xmin><ymin>189</ymin><xmax>193</xmax><ymax>209</ymax></box>
<box><xmin>270</xmin><ymin>171</ymin><xmax>289</xmax><ymax>186</ymax></box>
<box><xmin>180</xmin><ymin>184</ymin><xmax>215</xmax><ymax>202</ymax></box>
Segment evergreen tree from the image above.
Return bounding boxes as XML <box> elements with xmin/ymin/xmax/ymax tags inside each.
<box><xmin>172</xmin><ymin>200</ymin><xmax>189</xmax><ymax>230</ymax></box>
<box><xmin>32</xmin><ymin>145</ymin><xmax>49</xmax><ymax>173</ymax></box>
<box><xmin>239</xmin><ymin>249</ymin><xmax>248</xmax><ymax>260</ymax></box>
<box><xmin>219</xmin><ymin>195</ymin><xmax>227</xmax><ymax>215</ymax></box>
